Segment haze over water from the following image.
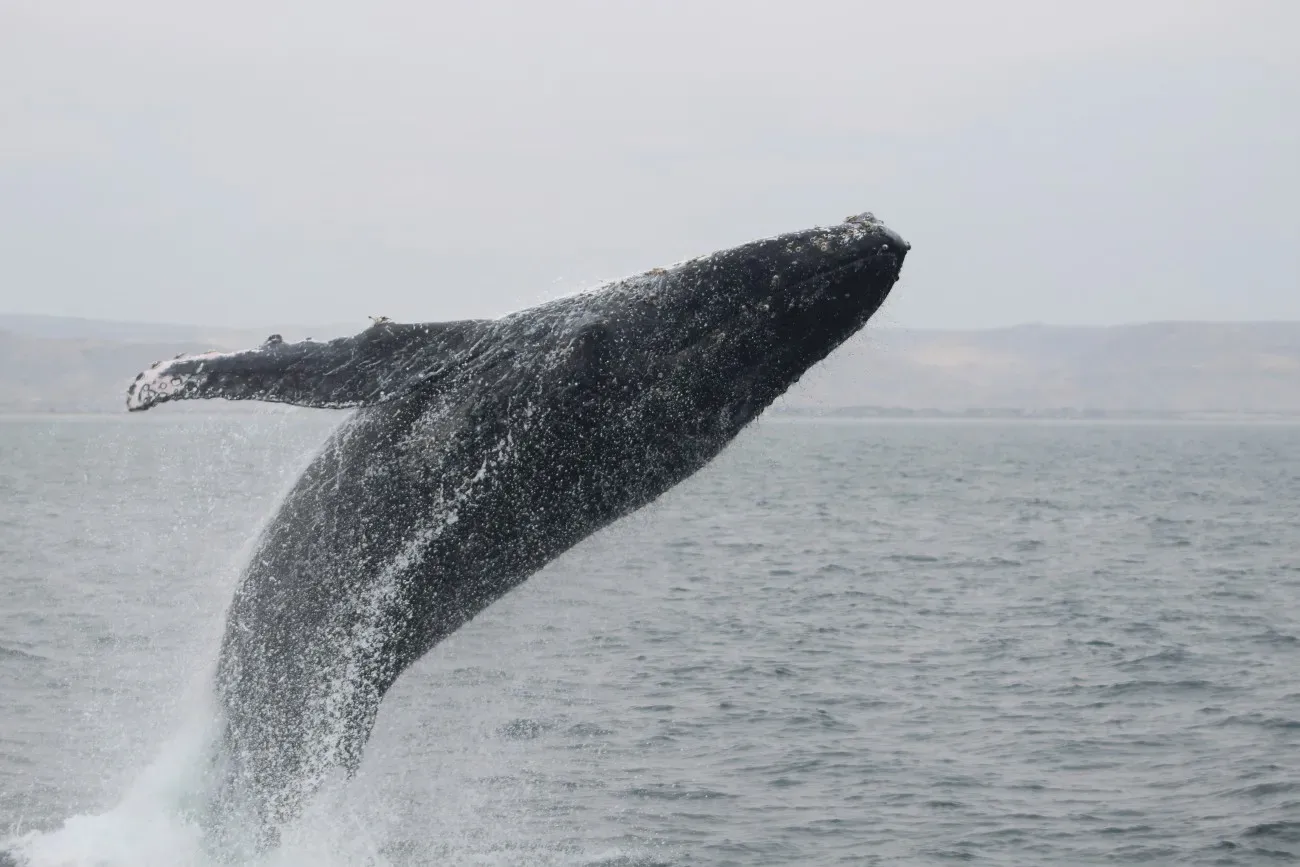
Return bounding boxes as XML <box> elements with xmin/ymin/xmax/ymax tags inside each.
<box><xmin>2</xmin><ymin>414</ymin><xmax>1299</xmax><ymax>865</ymax></box>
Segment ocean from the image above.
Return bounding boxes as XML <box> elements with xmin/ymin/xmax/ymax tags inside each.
<box><xmin>1</xmin><ymin>414</ymin><xmax>1298</xmax><ymax>865</ymax></box>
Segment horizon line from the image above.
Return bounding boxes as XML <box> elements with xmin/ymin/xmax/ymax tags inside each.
<box><xmin>4</xmin><ymin>311</ymin><xmax>1300</xmax><ymax>334</ymax></box>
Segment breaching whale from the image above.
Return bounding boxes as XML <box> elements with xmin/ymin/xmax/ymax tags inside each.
<box><xmin>125</xmin><ymin>212</ymin><xmax>909</xmax><ymax>846</ymax></box>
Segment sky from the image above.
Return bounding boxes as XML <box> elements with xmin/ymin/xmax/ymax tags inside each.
<box><xmin>1</xmin><ymin>0</ymin><xmax>1296</xmax><ymax>330</ymax></box>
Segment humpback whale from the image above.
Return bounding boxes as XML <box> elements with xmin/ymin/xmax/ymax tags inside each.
<box><xmin>125</xmin><ymin>212</ymin><xmax>909</xmax><ymax>847</ymax></box>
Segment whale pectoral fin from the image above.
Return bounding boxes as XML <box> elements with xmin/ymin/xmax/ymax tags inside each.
<box><xmin>126</xmin><ymin>320</ymin><xmax>487</xmax><ymax>412</ymax></box>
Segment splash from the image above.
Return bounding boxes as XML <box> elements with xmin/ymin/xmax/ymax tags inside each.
<box><xmin>1</xmin><ymin>710</ymin><xmax>394</xmax><ymax>867</ymax></box>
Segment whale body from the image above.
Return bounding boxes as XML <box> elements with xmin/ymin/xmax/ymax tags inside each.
<box><xmin>126</xmin><ymin>212</ymin><xmax>909</xmax><ymax>846</ymax></box>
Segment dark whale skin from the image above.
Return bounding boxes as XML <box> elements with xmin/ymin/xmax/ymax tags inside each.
<box><xmin>125</xmin><ymin>213</ymin><xmax>909</xmax><ymax>844</ymax></box>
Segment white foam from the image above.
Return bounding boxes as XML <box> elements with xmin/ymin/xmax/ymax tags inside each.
<box><xmin>5</xmin><ymin>715</ymin><xmax>215</xmax><ymax>867</ymax></box>
<box><xmin>2</xmin><ymin>714</ymin><xmax>395</xmax><ymax>867</ymax></box>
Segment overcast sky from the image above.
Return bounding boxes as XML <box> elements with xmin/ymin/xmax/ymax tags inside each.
<box><xmin>1</xmin><ymin>0</ymin><xmax>1296</xmax><ymax>330</ymax></box>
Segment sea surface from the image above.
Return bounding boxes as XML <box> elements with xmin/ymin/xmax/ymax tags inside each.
<box><xmin>1</xmin><ymin>414</ymin><xmax>1299</xmax><ymax>866</ymax></box>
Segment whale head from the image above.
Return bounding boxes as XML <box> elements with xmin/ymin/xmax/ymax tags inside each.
<box><xmin>515</xmin><ymin>213</ymin><xmax>908</xmax><ymax>448</ymax></box>
<box><xmin>443</xmin><ymin>212</ymin><xmax>911</xmax><ymax>518</ymax></box>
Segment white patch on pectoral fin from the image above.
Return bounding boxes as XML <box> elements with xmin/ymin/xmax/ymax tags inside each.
<box><xmin>123</xmin><ymin>319</ymin><xmax>488</xmax><ymax>412</ymax></box>
<box><xmin>126</xmin><ymin>351</ymin><xmax>232</xmax><ymax>411</ymax></box>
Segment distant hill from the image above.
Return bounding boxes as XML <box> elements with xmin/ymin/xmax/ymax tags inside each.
<box><xmin>1</xmin><ymin>316</ymin><xmax>1299</xmax><ymax>416</ymax></box>
<box><xmin>782</xmin><ymin>322</ymin><xmax>1300</xmax><ymax>415</ymax></box>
